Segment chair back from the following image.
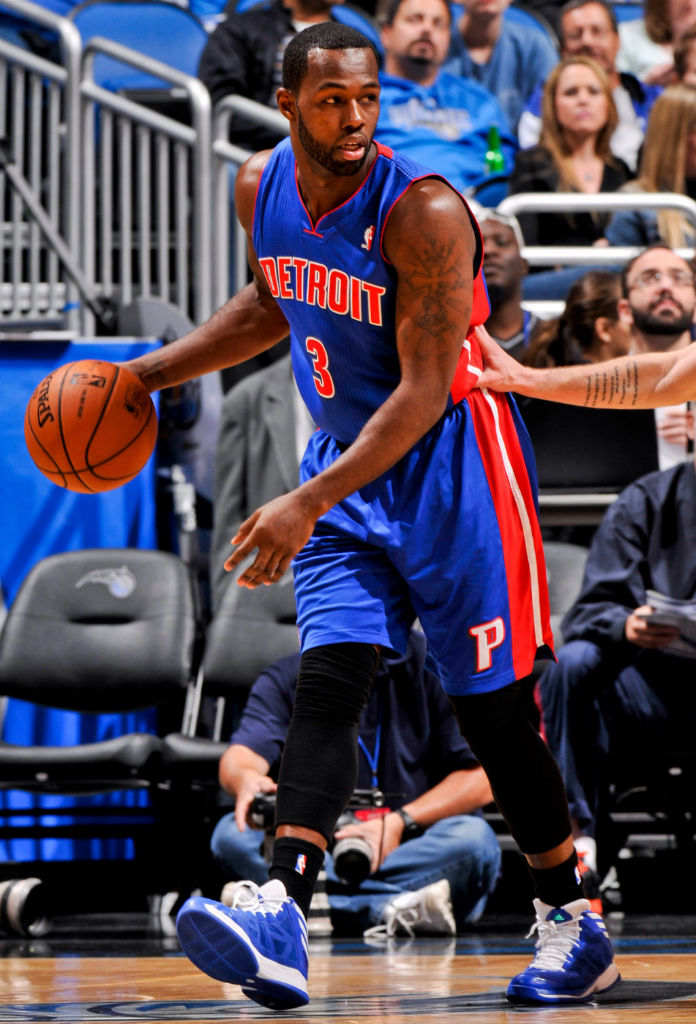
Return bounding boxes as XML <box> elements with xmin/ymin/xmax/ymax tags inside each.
<box><xmin>0</xmin><ymin>548</ymin><xmax>199</xmax><ymax>712</ymax></box>
<box><xmin>70</xmin><ymin>0</ymin><xmax>208</xmax><ymax>90</ymax></box>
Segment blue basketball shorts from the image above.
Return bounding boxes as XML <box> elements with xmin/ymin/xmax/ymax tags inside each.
<box><xmin>292</xmin><ymin>389</ymin><xmax>553</xmax><ymax>695</ymax></box>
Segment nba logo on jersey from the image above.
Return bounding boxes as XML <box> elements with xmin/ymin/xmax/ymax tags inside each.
<box><xmin>295</xmin><ymin>854</ymin><xmax>307</xmax><ymax>875</ymax></box>
<box><xmin>361</xmin><ymin>225</ymin><xmax>375</xmax><ymax>251</ymax></box>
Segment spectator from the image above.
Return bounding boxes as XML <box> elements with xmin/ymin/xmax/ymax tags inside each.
<box><xmin>519</xmin><ymin>0</ymin><xmax>661</xmax><ymax>174</ymax></box>
<box><xmin>210</xmin><ymin>354</ymin><xmax>311</xmax><ymax>609</ymax></box>
<box><xmin>478</xmin><ymin>210</ymin><xmax>539</xmax><ymax>360</ymax></box>
<box><xmin>674</xmin><ymin>23</ymin><xmax>696</xmax><ymax>84</ymax></box>
<box><xmin>617</xmin><ymin>0</ymin><xmax>696</xmax><ymax>87</ymax></box>
<box><xmin>375</xmin><ymin>0</ymin><xmax>516</xmax><ymax>195</ymax></box>
<box><xmin>536</xmin><ymin>452</ymin><xmax>696</xmax><ymax>887</ymax></box>
<box><xmin>198</xmin><ymin>0</ymin><xmax>379</xmax><ymax>149</ymax></box>
<box><xmin>522</xmin><ymin>270</ymin><xmax>631</xmax><ymax>367</ymax></box>
<box><xmin>446</xmin><ymin>0</ymin><xmax>558</xmax><ymax>132</ymax></box>
<box><xmin>509</xmin><ymin>56</ymin><xmax>629</xmax><ymax>251</ymax></box>
<box><xmin>619</xmin><ymin>245</ymin><xmax>695</xmax><ymax>469</ymax></box>
<box><xmin>604</xmin><ymin>85</ymin><xmax>696</xmax><ymax>251</ymax></box>
<box><xmin>211</xmin><ymin>630</ymin><xmax>501</xmax><ymax>937</ymax></box>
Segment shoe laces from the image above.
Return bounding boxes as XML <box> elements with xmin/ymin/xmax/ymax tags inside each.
<box><xmin>364</xmin><ymin>902</ymin><xmax>426</xmax><ymax>939</ymax></box>
<box><xmin>527</xmin><ymin>914</ymin><xmax>582</xmax><ymax>971</ymax></box>
<box><xmin>227</xmin><ymin>881</ymin><xmax>289</xmax><ymax>917</ymax></box>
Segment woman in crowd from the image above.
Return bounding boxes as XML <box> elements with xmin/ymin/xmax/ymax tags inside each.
<box><xmin>509</xmin><ymin>56</ymin><xmax>630</xmax><ymax>250</ymax></box>
<box><xmin>604</xmin><ymin>84</ymin><xmax>696</xmax><ymax>249</ymax></box>
<box><xmin>617</xmin><ymin>0</ymin><xmax>696</xmax><ymax>87</ymax></box>
<box><xmin>522</xmin><ymin>270</ymin><xmax>631</xmax><ymax>368</ymax></box>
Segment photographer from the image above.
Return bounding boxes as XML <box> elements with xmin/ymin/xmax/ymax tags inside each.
<box><xmin>211</xmin><ymin>630</ymin><xmax>500</xmax><ymax>937</ymax></box>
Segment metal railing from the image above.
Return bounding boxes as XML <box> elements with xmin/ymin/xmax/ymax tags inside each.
<box><xmin>498</xmin><ymin>192</ymin><xmax>696</xmax><ymax>267</ymax></box>
<box><xmin>80</xmin><ymin>36</ymin><xmax>213</xmax><ymax>333</ymax></box>
<box><xmin>211</xmin><ymin>94</ymin><xmax>288</xmax><ymax>308</ymax></box>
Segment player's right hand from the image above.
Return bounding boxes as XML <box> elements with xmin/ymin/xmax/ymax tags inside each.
<box><xmin>224</xmin><ymin>490</ymin><xmax>319</xmax><ymax>588</ymax></box>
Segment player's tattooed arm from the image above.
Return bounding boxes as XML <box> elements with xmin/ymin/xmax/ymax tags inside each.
<box><xmin>385</xmin><ymin>178</ymin><xmax>476</xmax><ymax>395</ymax></box>
<box><xmin>476</xmin><ymin>327</ymin><xmax>696</xmax><ymax>409</ymax></box>
<box><xmin>582</xmin><ymin>360</ymin><xmax>640</xmax><ymax>407</ymax></box>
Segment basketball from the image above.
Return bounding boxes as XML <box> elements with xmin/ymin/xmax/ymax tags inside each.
<box><xmin>24</xmin><ymin>359</ymin><xmax>158</xmax><ymax>493</ymax></box>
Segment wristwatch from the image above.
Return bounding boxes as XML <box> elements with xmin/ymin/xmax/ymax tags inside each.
<box><xmin>394</xmin><ymin>807</ymin><xmax>424</xmax><ymax>842</ymax></box>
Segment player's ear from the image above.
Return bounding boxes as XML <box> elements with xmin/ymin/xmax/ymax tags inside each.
<box><xmin>277</xmin><ymin>88</ymin><xmax>297</xmax><ymax>123</ymax></box>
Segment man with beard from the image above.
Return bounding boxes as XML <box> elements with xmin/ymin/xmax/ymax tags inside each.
<box><xmin>375</xmin><ymin>0</ymin><xmax>516</xmax><ymax>194</ymax></box>
<box><xmin>517</xmin><ymin>0</ymin><xmax>660</xmax><ymax>174</ymax></box>
<box><xmin>478</xmin><ymin>209</ymin><xmax>538</xmax><ymax>361</ymax></box>
<box><xmin>121</xmin><ymin>23</ymin><xmax>619</xmax><ymax>1009</ymax></box>
<box><xmin>622</xmin><ymin>246</ymin><xmax>695</xmax><ymax>468</ymax></box>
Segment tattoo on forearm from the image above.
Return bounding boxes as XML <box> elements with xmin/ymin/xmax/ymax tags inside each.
<box><xmin>582</xmin><ymin>361</ymin><xmax>640</xmax><ymax>407</ymax></box>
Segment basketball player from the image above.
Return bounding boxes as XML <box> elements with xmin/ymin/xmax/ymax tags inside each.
<box><xmin>123</xmin><ymin>23</ymin><xmax>619</xmax><ymax>1009</ymax></box>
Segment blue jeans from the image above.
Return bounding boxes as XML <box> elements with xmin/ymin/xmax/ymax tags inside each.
<box><xmin>210</xmin><ymin>813</ymin><xmax>501</xmax><ymax>933</ymax></box>
<box><xmin>538</xmin><ymin>639</ymin><xmax>696</xmax><ymax>837</ymax></box>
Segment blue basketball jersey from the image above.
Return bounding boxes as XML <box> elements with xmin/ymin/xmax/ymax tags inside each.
<box><xmin>253</xmin><ymin>137</ymin><xmax>490</xmax><ymax>445</ymax></box>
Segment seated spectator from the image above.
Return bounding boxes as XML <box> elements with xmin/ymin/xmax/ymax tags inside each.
<box><xmin>211</xmin><ymin>630</ymin><xmax>501</xmax><ymax>937</ymax></box>
<box><xmin>522</xmin><ymin>269</ymin><xmax>631</xmax><ymax>367</ymax></box>
<box><xmin>210</xmin><ymin>354</ymin><xmax>307</xmax><ymax>609</ymax></box>
<box><xmin>198</xmin><ymin>0</ymin><xmax>361</xmax><ymax>149</ymax></box>
<box><xmin>375</xmin><ymin>0</ymin><xmax>516</xmax><ymax>195</ymax></box>
<box><xmin>519</xmin><ymin>0</ymin><xmax>661</xmax><ymax>174</ymax></box>
<box><xmin>618</xmin><ymin>245</ymin><xmax>695</xmax><ymax>470</ymax></box>
<box><xmin>509</xmin><ymin>56</ymin><xmax>629</xmax><ymax>251</ymax></box>
<box><xmin>604</xmin><ymin>85</ymin><xmax>696</xmax><ymax>250</ymax></box>
<box><xmin>536</xmin><ymin>452</ymin><xmax>696</xmax><ymax>889</ymax></box>
<box><xmin>478</xmin><ymin>209</ymin><xmax>539</xmax><ymax>360</ymax></box>
<box><xmin>446</xmin><ymin>0</ymin><xmax>558</xmax><ymax>132</ymax></box>
<box><xmin>617</xmin><ymin>0</ymin><xmax>696</xmax><ymax>87</ymax></box>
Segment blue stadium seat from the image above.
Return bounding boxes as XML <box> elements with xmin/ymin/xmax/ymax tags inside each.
<box><xmin>69</xmin><ymin>0</ymin><xmax>208</xmax><ymax>91</ymax></box>
<box><xmin>610</xmin><ymin>2</ymin><xmax>642</xmax><ymax>24</ymax></box>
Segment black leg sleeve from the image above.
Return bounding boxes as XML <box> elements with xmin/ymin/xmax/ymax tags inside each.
<box><xmin>449</xmin><ymin>681</ymin><xmax>572</xmax><ymax>855</ymax></box>
<box><xmin>274</xmin><ymin>642</ymin><xmax>379</xmax><ymax>842</ymax></box>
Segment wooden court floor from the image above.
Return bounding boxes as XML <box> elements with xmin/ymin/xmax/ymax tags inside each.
<box><xmin>3</xmin><ymin>919</ymin><xmax>696</xmax><ymax>1023</ymax></box>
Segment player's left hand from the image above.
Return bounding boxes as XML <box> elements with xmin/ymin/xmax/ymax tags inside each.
<box><xmin>224</xmin><ymin>491</ymin><xmax>318</xmax><ymax>588</ymax></box>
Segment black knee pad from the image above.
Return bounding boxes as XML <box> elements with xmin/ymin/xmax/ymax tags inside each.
<box><xmin>450</xmin><ymin>682</ymin><xmax>571</xmax><ymax>854</ymax></box>
<box><xmin>275</xmin><ymin>643</ymin><xmax>379</xmax><ymax>840</ymax></box>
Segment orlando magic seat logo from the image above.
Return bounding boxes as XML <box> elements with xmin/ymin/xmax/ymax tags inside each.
<box><xmin>74</xmin><ymin>566</ymin><xmax>137</xmax><ymax>599</ymax></box>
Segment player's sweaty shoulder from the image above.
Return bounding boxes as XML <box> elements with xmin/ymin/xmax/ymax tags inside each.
<box><xmin>383</xmin><ymin>176</ymin><xmax>475</xmax><ymax>269</ymax></box>
<box><xmin>235</xmin><ymin>149</ymin><xmax>275</xmax><ymax>234</ymax></box>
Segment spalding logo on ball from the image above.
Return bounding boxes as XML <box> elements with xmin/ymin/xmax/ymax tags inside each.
<box><xmin>24</xmin><ymin>359</ymin><xmax>158</xmax><ymax>493</ymax></box>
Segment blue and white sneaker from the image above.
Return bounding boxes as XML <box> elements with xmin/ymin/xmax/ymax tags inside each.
<box><xmin>176</xmin><ymin>879</ymin><xmax>309</xmax><ymax>1009</ymax></box>
<box><xmin>507</xmin><ymin>898</ymin><xmax>620</xmax><ymax>1004</ymax></box>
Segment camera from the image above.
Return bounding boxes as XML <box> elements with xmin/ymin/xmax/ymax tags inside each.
<box><xmin>249</xmin><ymin>788</ymin><xmax>386</xmax><ymax>885</ymax></box>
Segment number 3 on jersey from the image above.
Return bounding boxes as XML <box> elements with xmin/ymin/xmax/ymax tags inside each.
<box><xmin>306</xmin><ymin>336</ymin><xmax>335</xmax><ymax>398</ymax></box>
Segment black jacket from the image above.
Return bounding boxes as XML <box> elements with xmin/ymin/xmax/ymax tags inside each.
<box><xmin>509</xmin><ymin>144</ymin><xmax>630</xmax><ymax>247</ymax></box>
<box><xmin>198</xmin><ymin>0</ymin><xmax>296</xmax><ymax>149</ymax></box>
<box><xmin>562</xmin><ymin>461</ymin><xmax>696</xmax><ymax>651</ymax></box>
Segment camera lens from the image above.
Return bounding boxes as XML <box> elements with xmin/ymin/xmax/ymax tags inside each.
<box><xmin>0</xmin><ymin>878</ymin><xmax>52</xmax><ymax>937</ymax></box>
<box><xmin>331</xmin><ymin>836</ymin><xmax>372</xmax><ymax>885</ymax></box>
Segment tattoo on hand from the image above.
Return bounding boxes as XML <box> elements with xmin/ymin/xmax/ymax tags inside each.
<box><xmin>583</xmin><ymin>361</ymin><xmax>639</xmax><ymax>407</ymax></box>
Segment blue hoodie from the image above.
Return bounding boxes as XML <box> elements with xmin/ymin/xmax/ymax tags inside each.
<box><xmin>376</xmin><ymin>70</ymin><xmax>517</xmax><ymax>194</ymax></box>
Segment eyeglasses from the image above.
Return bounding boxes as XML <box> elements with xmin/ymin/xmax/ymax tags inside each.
<box><xmin>627</xmin><ymin>268</ymin><xmax>696</xmax><ymax>290</ymax></box>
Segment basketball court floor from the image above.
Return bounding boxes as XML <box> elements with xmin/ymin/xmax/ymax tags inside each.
<box><xmin>3</xmin><ymin>909</ymin><xmax>696</xmax><ymax>1023</ymax></box>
